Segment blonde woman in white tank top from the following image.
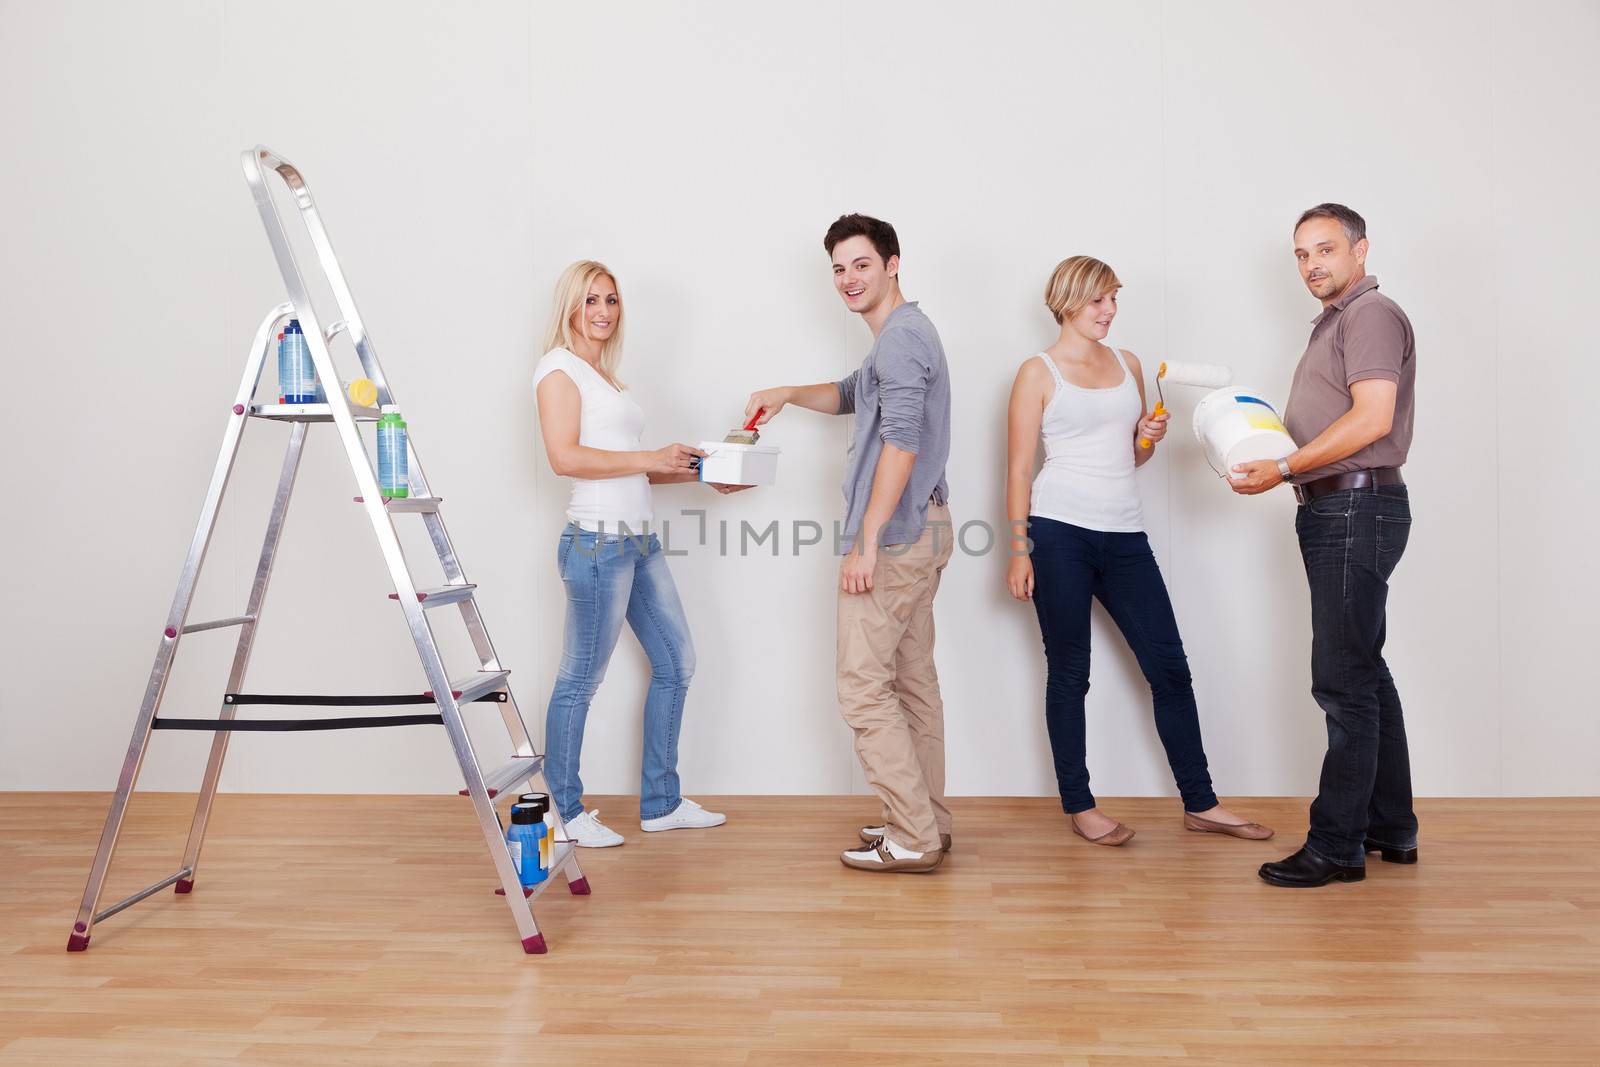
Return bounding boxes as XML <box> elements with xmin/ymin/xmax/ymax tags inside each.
<box><xmin>1005</xmin><ymin>256</ymin><xmax>1271</xmax><ymax>847</ymax></box>
<box><xmin>533</xmin><ymin>261</ymin><xmax>749</xmax><ymax>848</ymax></box>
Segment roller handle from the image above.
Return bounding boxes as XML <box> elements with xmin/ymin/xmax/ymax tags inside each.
<box><xmin>1139</xmin><ymin>401</ymin><xmax>1167</xmax><ymax>449</ymax></box>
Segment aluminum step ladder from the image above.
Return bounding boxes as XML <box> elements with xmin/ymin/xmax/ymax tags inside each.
<box><xmin>66</xmin><ymin>145</ymin><xmax>588</xmax><ymax>956</ymax></box>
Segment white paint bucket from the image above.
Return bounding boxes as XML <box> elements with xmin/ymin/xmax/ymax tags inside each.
<box><xmin>1191</xmin><ymin>389</ymin><xmax>1296</xmax><ymax>478</ymax></box>
<box><xmin>697</xmin><ymin>441</ymin><xmax>780</xmax><ymax>486</ymax></box>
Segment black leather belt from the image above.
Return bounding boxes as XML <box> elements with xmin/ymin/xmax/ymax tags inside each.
<box><xmin>1294</xmin><ymin>467</ymin><xmax>1404</xmax><ymax>505</ymax></box>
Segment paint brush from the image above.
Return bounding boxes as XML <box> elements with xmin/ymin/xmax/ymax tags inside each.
<box><xmin>723</xmin><ymin>408</ymin><xmax>764</xmax><ymax>446</ymax></box>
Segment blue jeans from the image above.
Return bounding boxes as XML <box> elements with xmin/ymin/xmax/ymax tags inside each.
<box><xmin>1027</xmin><ymin>517</ymin><xmax>1219</xmax><ymax>814</ymax></box>
<box><xmin>1296</xmin><ymin>485</ymin><xmax>1417</xmax><ymax>866</ymax></box>
<box><xmin>544</xmin><ymin>526</ymin><xmax>695</xmax><ymax>823</ymax></box>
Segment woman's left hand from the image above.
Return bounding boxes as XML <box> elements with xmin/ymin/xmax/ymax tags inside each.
<box><xmin>1138</xmin><ymin>411</ymin><xmax>1170</xmax><ymax>445</ymax></box>
<box><xmin>709</xmin><ymin>483</ymin><xmax>754</xmax><ymax>494</ymax></box>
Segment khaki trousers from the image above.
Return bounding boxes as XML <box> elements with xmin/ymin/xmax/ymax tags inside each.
<box><xmin>836</xmin><ymin>503</ymin><xmax>954</xmax><ymax>852</ymax></box>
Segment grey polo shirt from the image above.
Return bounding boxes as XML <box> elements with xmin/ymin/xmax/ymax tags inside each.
<box><xmin>1283</xmin><ymin>275</ymin><xmax>1416</xmax><ymax>482</ymax></box>
<box><xmin>834</xmin><ymin>301</ymin><xmax>951</xmax><ymax>551</ymax></box>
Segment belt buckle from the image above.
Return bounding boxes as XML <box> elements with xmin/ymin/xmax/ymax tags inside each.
<box><xmin>1293</xmin><ymin>484</ymin><xmax>1310</xmax><ymax>506</ymax></box>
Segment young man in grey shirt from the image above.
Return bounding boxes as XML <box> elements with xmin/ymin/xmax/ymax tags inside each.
<box><xmin>1230</xmin><ymin>203</ymin><xmax>1419</xmax><ymax>888</ymax></box>
<box><xmin>745</xmin><ymin>214</ymin><xmax>954</xmax><ymax>873</ymax></box>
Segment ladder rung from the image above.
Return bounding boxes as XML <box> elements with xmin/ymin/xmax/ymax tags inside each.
<box><xmin>181</xmin><ymin>615</ymin><xmax>255</xmax><ymax>634</ymax></box>
<box><xmin>495</xmin><ymin>843</ymin><xmax>580</xmax><ymax>899</ymax></box>
<box><xmin>547</xmin><ymin>841</ymin><xmax>578</xmax><ymax>878</ymax></box>
<box><xmin>222</xmin><ymin>692</ymin><xmax>506</xmax><ymax>706</ymax></box>
<box><xmin>249</xmin><ymin>402</ymin><xmax>382</xmax><ymax>422</ymax></box>
<box><xmin>461</xmin><ymin>754</ymin><xmax>544</xmax><ymax>798</ymax></box>
<box><xmin>426</xmin><ymin>670</ymin><xmax>509</xmax><ymax>706</ymax></box>
<box><xmin>388</xmin><ymin>584</ymin><xmax>476</xmax><ymax>608</ymax></box>
<box><xmin>353</xmin><ymin>495</ymin><xmax>440</xmax><ymax>513</ymax></box>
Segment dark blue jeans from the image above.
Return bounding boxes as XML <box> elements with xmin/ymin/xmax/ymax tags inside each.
<box><xmin>1296</xmin><ymin>485</ymin><xmax>1418</xmax><ymax>866</ymax></box>
<box><xmin>1028</xmin><ymin>517</ymin><xmax>1219</xmax><ymax>814</ymax></box>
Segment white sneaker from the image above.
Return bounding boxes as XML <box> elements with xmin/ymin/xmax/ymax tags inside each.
<box><xmin>640</xmin><ymin>797</ymin><xmax>727</xmax><ymax>832</ymax></box>
<box><xmin>561</xmin><ymin>809</ymin><xmax>624</xmax><ymax>848</ymax></box>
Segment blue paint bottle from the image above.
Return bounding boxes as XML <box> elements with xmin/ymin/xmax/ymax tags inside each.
<box><xmin>277</xmin><ymin>319</ymin><xmax>317</xmax><ymax>404</ymax></box>
<box><xmin>506</xmin><ymin>803</ymin><xmax>548</xmax><ymax>888</ymax></box>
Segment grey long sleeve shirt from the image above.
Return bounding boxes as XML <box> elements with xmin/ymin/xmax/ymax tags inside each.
<box><xmin>834</xmin><ymin>301</ymin><xmax>951</xmax><ymax>551</ymax></box>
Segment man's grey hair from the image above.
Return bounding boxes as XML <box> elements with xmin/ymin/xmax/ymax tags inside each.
<box><xmin>1295</xmin><ymin>202</ymin><xmax>1367</xmax><ymax>245</ymax></box>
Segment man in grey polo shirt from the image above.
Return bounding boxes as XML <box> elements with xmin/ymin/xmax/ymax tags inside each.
<box><xmin>745</xmin><ymin>213</ymin><xmax>954</xmax><ymax>874</ymax></box>
<box><xmin>1231</xmin><ymin>203</ymin><xmax>1419</xmax><ymax>888</ymax></box>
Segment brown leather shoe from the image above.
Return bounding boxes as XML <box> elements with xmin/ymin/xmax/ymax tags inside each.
<box><xmin>1071</xmin><ymin>815</ymin><xmax>1135</xmax><ymax>846</ymax></box>
<box><xmin>1183</xmin><ymin>811</ymin><xmax>1275</xmax><ymax>840</ymax></box>
<box><xmin>840</xmin><ymin>836</ymin><xmax>944</xmax><ymax>873</ymax></box>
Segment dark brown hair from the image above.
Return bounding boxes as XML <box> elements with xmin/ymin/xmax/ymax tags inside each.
<box><xmin>823</xmin><ymin>213</ymin><xmax>900</xmax><ymax>264</ymax></box>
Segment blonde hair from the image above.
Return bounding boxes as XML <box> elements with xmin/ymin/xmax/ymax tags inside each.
<box><xmin>1044</xmin><ymin>256</ymin><xmax>1122</xmax><ymax>325</ymax></box>
<box><xmin>542</xmin><ymin>260</ymin><xmax>625</xmax><ymax>386</ymax></box>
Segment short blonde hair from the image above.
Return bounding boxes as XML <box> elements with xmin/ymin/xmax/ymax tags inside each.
<box><xmin>1044</xmin><ymin>256</ymin><xmax>1122</xmax><ymax>325</ymax></box>
<box><xmin>542</xmin><ymin>260</ymin><xmax>625</xmax><ymax>386</ymax></box>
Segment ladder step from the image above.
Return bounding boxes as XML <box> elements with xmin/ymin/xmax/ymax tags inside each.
<box><xmin>181</xmin><ymin>615</ymin><xmax>255</xmax><ymax>634</ymax></box>
<box><xmin>494</xmin><ymin>843</ymin><xmax>580</xmax><ymax>898</ymax></box>
<box><xmin>353</xmin><ymin>495</ymin><xmax>440</xmax><ymax>513</ymax></box>
<box><xmin>426</xmin><ymin>669</ymin><xmax>509</xmax><ymax>706</ymax></box>
<box><xmin>462</xmin><ymin>754</ymin><xmax>544</xmax><ymax>798</ymax></box>
<box><xmin>250</xmin><ymin>402</ymin><xmax>382</xmax><ymax>422</ymax></box>
<box><xmin>388</xmin><ymin>584</ymin><xmax>476</xmax><ymax>608</ymax></box>
<box><xmin>224</xmin><ymin>691</ymin><xmax>505</xmax><ymax>706</ymax></box>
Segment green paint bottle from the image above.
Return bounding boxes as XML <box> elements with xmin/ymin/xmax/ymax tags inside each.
<box><xmin>376</xmin><ymin>406</ymin><xmax>409</xmax><ymax>499</ymax></box>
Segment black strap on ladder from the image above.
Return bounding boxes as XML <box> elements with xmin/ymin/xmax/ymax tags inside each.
<box><xmin>152</xmin><ymin>691</ymin><xmax>507</xmax><ymax>731</ymax></box>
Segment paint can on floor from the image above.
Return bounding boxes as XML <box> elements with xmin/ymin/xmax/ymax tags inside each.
<box><xmin>1191</xmin><ymin>389</ymin><xmax>1297</xmax><ymax>479</ymax></box>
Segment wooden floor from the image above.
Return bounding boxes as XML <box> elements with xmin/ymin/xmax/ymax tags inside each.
<box><xmin>1</xmin><ymin>793</ymin><xmax>1596</xmax><ymax>1065</ymax></box>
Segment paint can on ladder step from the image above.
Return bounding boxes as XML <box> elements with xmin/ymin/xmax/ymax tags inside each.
<box><xmin>277</xmin><ymin>319</ymin><xmax>317</xmax><ymax>404</ymax></box>
<box><xmin>507</xmin><ymin>801</ymin><xmax>549</xmax><ymax>887</ymax></box>
<box><xmin>518</xmin><ymin>793</ymin><xmax>554</xmax><ymax>874</ymax></box>
<box><xmin>376</xmin><ymin>406</ymin><xmax>409</xmax><ymax>498</ymax></box>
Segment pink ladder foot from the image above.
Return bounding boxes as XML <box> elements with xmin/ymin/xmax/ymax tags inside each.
<box><xmin>521</xmin><ymin>933</ymin><xmax>548</xmax><ymax>954</ymax></box>
<box><xmin>567</xmin><ymin>876</ymin><xmax>591</xmax><ymax>895</ymax></box>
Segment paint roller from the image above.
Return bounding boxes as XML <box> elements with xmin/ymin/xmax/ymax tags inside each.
<box><xmin>1139</xmin><ymin>361</ymin><xmax>1233</xmax><ymax>448</ymax></box>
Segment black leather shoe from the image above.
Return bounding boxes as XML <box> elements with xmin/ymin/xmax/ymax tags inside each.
<box><xmin>1364</xmin><ymin>839</ymin><xmax>1418</xmax><ymax>864</ymax></box>
<box><xmin>1258</xmin><ymin>847</ymin><xmax>1366</xmax><ymax>887</ymax></box>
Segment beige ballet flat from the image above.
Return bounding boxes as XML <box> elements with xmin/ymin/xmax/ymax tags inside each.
<box><xmin>1183</xmin><ymin>811</ymin><xmax>1275</xmax><ymax>840</ymax></box>
<box><xmin>1071</xmin><ymin>815</ymin><xmax>1136</xmax><ymax>847</ymax></box>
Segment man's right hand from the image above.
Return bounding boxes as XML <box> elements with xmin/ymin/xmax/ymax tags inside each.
<box><xmin>744</xmin><ymin>388</ymin><xmax>789</xmax><ymax>426</ymax></box>
<box><xmin>650</xmin><ymin>443</ymin><xmax>706</xmax><ymax>475</ymax></box>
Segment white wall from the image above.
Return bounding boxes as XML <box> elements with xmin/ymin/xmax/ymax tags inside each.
<box><xmin>2</xmin><ymin>0</ymin><xmax>1595</xmax><ymax>800</ymax></box>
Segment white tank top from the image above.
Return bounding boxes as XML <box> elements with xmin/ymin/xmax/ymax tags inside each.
<box><xmin>533</xmin><ymin>348</ymin><xmax>653</xmax><ymax>533</ymax></box>
<box><xmin>1029</xmin><ymin>348</ymin><xmax>1144</xmax><ymax>533</ymax></box>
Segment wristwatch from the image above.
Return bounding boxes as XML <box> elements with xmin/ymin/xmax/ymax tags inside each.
<box><xmin>1276</xmin><ymin>457</ymin><xmax>1295</xmax><ymax>484</ymax></box>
